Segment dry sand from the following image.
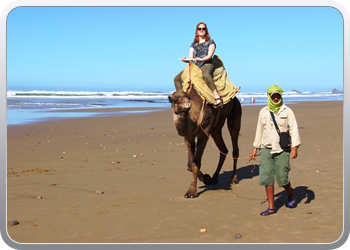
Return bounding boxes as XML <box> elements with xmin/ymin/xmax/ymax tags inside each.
<box><xmin>6</xmin><ymin>101</ymin><xmax>343</xmax><ymax>244</ymax></box>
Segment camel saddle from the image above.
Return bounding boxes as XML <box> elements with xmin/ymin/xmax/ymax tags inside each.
<box><xmin>181</xmin><ymin>55</ymin><xmax>240</xmax><ymax>105</ymax></box>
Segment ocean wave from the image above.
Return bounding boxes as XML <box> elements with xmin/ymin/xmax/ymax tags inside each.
<box><xmin>7</xmin><ymin>90</ymin><xmax>173</xmax><ymax>99</ymax></box>
<box><xmin>7</xmin><ymin>89</ymin><xmax>343</xmax><ymax>99</ymax></box>
<box><xmin>236</xmin><ymin>91</ymin><xmax>343</xmax><ymax>99</ymax></box>
<box><xmin>7</xmin><ymin>89</ymin><xmax>343</xmax><ymax>125</ymax></box>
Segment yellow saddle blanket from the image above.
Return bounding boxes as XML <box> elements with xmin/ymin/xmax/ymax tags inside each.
<box><xmin>181</xmin><ymin>56</ymin><xmax>240</xmax><ymax>105</ymax></box>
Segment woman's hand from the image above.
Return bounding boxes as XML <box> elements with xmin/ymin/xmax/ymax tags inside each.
<box><xmin>195</xmin><ymin>57</ymin><xmax>203</xmax><ymax>62</ymax></box>
<box><xmin>179</xmin><ymin>57</ymin><xmax>187</xmax><ymax>62</ymax></box>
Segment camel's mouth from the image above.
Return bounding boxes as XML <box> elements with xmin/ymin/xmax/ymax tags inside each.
<box><xmin>173</xmin><ymin>101</ymin><xmax>191</xmax><ymax>115</ymax></box>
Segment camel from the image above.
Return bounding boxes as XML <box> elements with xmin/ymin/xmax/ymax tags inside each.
<box><xmin>168</xmin><ymin>85</ymin><xmax>242</xmax><ymax>198</ymax></box>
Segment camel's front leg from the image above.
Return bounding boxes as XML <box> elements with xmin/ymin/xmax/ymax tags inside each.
<box><xmin>184</xmin><ymin>136</ymin><xmax>196</xmax><ymax>172</ymax></box>
<box><xmin>184</xmin><ymin>163</ymin><xmax>199</xmax><ymax>198</ymax></box>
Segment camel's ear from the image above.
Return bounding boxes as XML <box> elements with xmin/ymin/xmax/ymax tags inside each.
<box><xmin>168</xmin><ymin>96</ymin><xmax>173</xmax><ymax>103</ymax></box>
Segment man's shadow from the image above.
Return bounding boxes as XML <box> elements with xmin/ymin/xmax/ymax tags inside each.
<box><xmin>198</xmin><ymin>165</ymin><xmax>315</xmax><ymax>208</ymax></box>
<box><xmin>273</xmin><ymin>186</ymin><xmax>315</xmax><ymax>210</ymax></box>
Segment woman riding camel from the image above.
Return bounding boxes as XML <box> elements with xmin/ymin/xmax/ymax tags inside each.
<box><xmin>174</xmin><ymin>22</ymin><xmax>223</xmax><ymax>107</ymax></box>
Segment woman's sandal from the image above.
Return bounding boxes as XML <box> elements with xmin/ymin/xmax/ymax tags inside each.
<box><xmin>213</xmin><ymin>98</ymin><xmax>223</xmax><ymax>109</ymax></box>
<box><xmin>260</xmin><ymin>207</ymin><xmax>277</xmax><ymax>216</ymax></box>
<box><xmin>287</xmin><ymin>194</ymin><xmax>296</xmax><ymax>208</ymax></box>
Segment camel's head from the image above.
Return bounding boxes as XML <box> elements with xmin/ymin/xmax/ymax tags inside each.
<box><xmin>168</xmin><ymin>90</ymin><xmax>191</xmax><ymax>115</ymax></box>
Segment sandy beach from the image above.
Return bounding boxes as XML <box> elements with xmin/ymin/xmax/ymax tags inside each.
<box><xmin>6</xmin><ymin>100</ymin><xmax>343</xmax><ymax>244</ymax></box>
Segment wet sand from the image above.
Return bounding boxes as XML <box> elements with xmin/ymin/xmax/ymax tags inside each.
<box><xmin>6</xmin><ymin>101</ymin><xmax>343</xmax><ymax>244</ymax></box>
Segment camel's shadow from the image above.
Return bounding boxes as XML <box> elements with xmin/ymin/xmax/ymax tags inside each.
<box><xmin>198</xmin><ymin>164</ymin><xmax>259</xmax><ymax>194</ymax></box>
<box><xmin>198</xmin><ymin>165</ymin><xmax>315</xmax><ymax>208</ymax></box>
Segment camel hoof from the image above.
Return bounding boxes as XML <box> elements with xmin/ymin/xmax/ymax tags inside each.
<box><xmin>230</xmin><ymin>179</ymin><xmax>239</xmax><ymax>184</ymax></box>
<box><xmin>184</xmin><ymin>193</ymin><xmax>198</xmax><ymax>199</ymax></box>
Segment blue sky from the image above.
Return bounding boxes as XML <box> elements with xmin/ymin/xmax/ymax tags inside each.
<box><xmin>7</xmin><ymin>7</ymin><xmax>343</xmax><ymax>92</ymax></box>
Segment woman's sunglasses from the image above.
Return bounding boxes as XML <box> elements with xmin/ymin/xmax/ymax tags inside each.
<box><xmin>197</xmin><ymin>27</ymin><xmax>206</xmax><ymax>31</ymax></box>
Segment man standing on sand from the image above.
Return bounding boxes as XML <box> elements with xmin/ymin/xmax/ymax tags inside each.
<box><xmin>249</xmin><ymin>85</ymin><xmax>301</xmax><ymax>216</ymax></box>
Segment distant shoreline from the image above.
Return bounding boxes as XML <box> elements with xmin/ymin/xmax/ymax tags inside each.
<box><xmin>7</xmin><ymin>100</ymin><xmax>343</xmax><ymax>126</ymax></box>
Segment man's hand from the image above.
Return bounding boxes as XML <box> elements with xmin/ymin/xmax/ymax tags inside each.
<box><xmin>249</xmin><ymin>148</ymin><xmax>258</xmax><ymax>161</ymax></box>
<box><xmin>291</xmin><ymin>146</ymin><xmax>298</xmax><ymax>159</ymax></box>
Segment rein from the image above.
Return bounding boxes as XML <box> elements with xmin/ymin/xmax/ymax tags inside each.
<box><xmin>185</xmin><ymin>62</ymin><xmax>193</xmax><ymax>94</ymax></box>
<box><xmin>186</xmin><ymin>61</ymin><xmax>220</xmax><ymax>131</ymax></box>
<box><xmin>192</xmin><ymin>98</ymin><xmax>205</xmax><ymax>135</ymax></box>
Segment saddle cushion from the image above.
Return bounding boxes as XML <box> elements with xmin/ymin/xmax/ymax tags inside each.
<box><xmin>181</xmin><ymin>55</ymin><xmax>240</xmax><ymax>105</ymax></box>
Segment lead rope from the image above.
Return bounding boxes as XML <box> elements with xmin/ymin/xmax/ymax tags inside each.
<box><xmin>197</xmin><ymin>121</ymin><xmax>255</xmax><ymax>162</ymax></box>
<box><xmin>186</xmin><ymin>61</ymin><xmax>256</xmax><ymax>163</ymax></box>
<box><xmin>185</xmin><ymin>61</ymin><xmax>258</xmax><ymax>167</ymax></box>
<box><xmin>197</xmin><ymin>122</ymin><xmax>265</xmax><ymax>202</ymax></box>
<box><xmin>183</xmin><ymin>62</ymin><xmax>263</xmax><ymax>202</ymax></box>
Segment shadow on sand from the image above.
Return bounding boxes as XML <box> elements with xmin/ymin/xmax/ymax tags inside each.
<box><xmin>198</xmin><ymin>165</ymin><xmax>315</xmax><ymax>209</ymax></box>
<box><xmin>273</xmin><ymin>186</ymin><xmax>315</xmax><ymax>211</ymax></box>
<box><xmin>198</xmin><ymin>164</ymin><xmax>259</xmax><ymax>194</ymax></box>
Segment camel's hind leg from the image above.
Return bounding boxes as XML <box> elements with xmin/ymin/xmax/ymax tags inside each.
<box><xmin>227</xmin><ymin>97</ymin><xmax>242</xmax><ymax>184</ymax></box>
<box><xmin>193</xmin><ymin>134</ymin><xmax>212</xmax><ymax>186</ymax></box>
<box><xmin>210</xmin><ymin>119</ymin><xmax>229</xmax><ymax>185</ymax></box>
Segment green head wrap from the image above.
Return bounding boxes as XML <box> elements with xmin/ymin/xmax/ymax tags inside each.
<box><xmin>267</xmin><ymin>85</ymin><xmax>283</xmax><ymax>112</ymax></box>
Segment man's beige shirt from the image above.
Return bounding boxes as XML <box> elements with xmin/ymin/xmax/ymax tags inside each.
<box><xmin>253</xmin><ymin>104</ymin><xmax>301</xmax><ymax>154</ymax></box>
